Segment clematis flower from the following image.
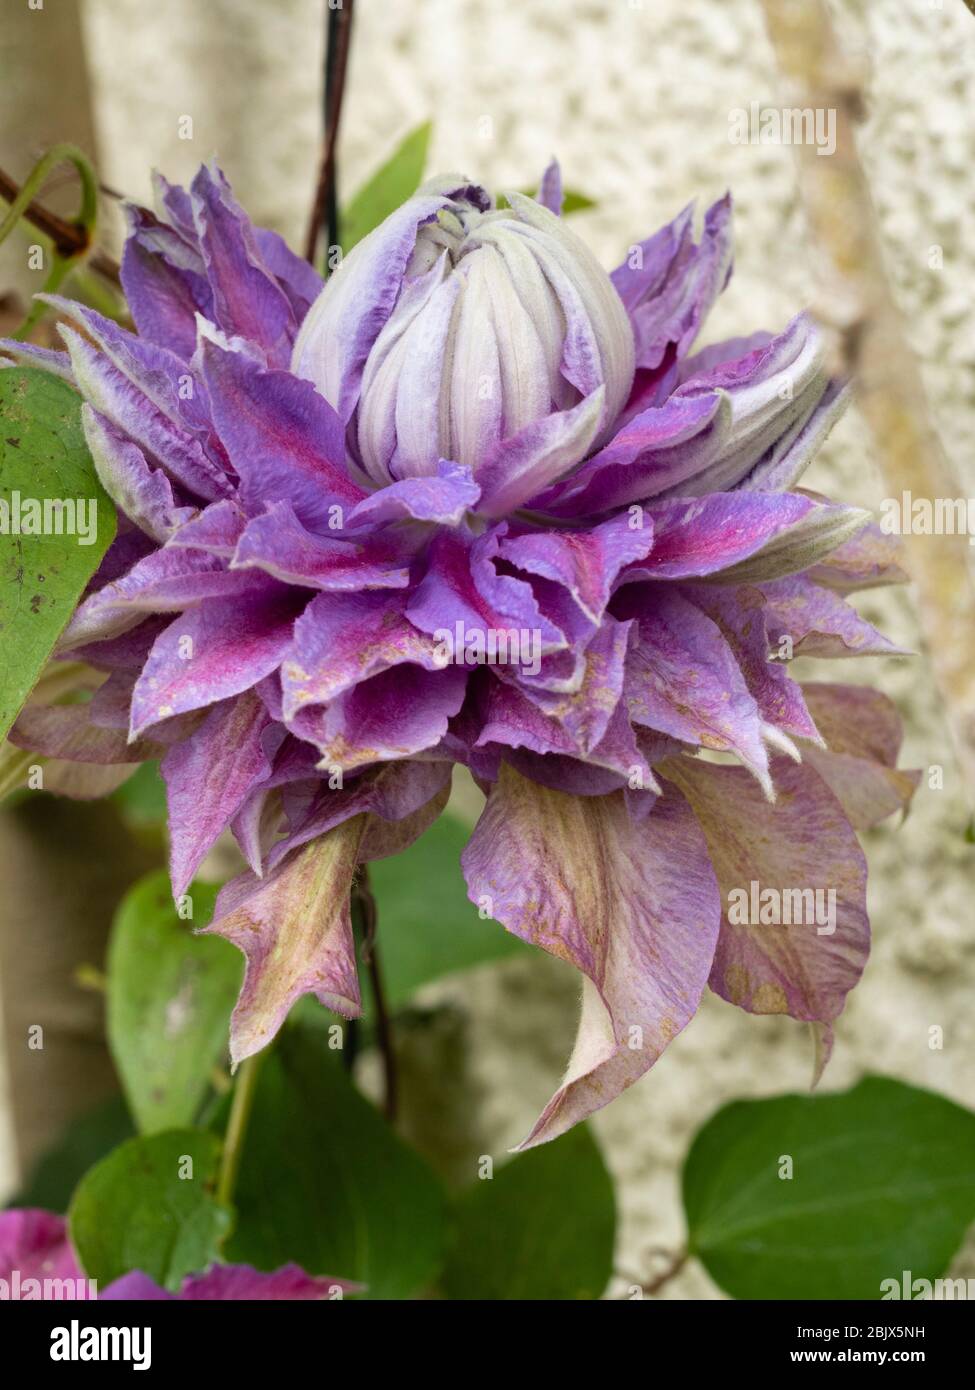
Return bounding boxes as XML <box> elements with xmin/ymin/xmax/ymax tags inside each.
<box><xmin>3</xmin><ymin>159</ymin><xmax>918</xmax><ymax>1147</ymax></box>
<box><xmin>0</xmin><ymin>1208</ymin><xmax>354</xmax><ymax>1300</ymax></box>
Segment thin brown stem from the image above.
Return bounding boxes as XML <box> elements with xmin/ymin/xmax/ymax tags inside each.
<box><xmin>355</xmin><ymin>865</ymin><xmax>397</xmax><ymax>1122</ymax></box>
<box><xmin>622</xmin><ymin>1248</ymin><xmax>688</xmax><ymax>1298</ymax></box>
<box><xmin>0</xmin><ymin>164</ymin><xmax>120</xmax><ymax>283</ymax></box>
<box><xmin>304</xmin><ymin>0</ymin><xmax>356</xmax><ymax>265</ymax></box>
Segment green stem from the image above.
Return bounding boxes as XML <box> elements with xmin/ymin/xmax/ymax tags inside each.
<box><xmin>216</xmin><ymin>1052</ymin><xmax>264</xmax><ymax>1209</ymax></box>
<box><xmin>0</xmin><ymin>144</ymin><xmax>100</xmax><ymax>341</ymax></box>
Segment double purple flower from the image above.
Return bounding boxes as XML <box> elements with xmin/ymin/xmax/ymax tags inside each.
<box><xmin>5</xmin><ymin>160</ymin><xmax>917</xmax><ymax>1146</ymax></box>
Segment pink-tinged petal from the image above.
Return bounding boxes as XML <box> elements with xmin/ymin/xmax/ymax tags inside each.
<box><xmin>631</xmin><ymin>491</ymin><xmax>813</xmax><ymax>580</ymax></box>
<box><xmin>346</xmin><ymin>460</ymin><xmax>480</xmax><ymax>529</ymax></box>
<box><xmin>536</xmin><ymin>158</ymin><xmax>563</xmax><ymax>216</ymax></box>
<box><xmin>662</xmin><ymin>754</ymin><xmax>869</xmax><ymax>1026</ymax></box>
<box><xmin>0</xmin><ymin>1209</ymin><xmax>86</xmax><ymax>1286</ymax></box>
<box><xmin>169</xmin><ymin>499</ymin><xmax>246</xmax><ymax>557</ymax></box>
<box><xmin>707</xmin><ymin>501</ymin><xmax>872</xmax><ymax>585</ymax></box>
<box><xmin>283</xmin><ymin>591</ymin><xmax>442</xmax><ymax>719</ymax></box>
<box><xmin>100</xmin><ymin>1272</ymin><xmax>177</xmax><ymax>1300</ymax></box>
<box><xmin>407</xmin><ymin>527</ymin><xmax>564</xmax><ymax>654</ymax></box>
<box><xmin>534</xmin><ymin>392</ymin><xmax>721</xmax><ymax>517</ymax></box>
<box><xmin>499</xmin><ymin>512</ymin><xmax>654</xmax><ymax>624</ymax></box>
<box><xmin>461</xmin><ymin>766</ymin><xmax>721</xmax><ymax>1147</ymax></box>
<box><xmin>799</xmin><ymin>683</ymin><xmax>920</xmax><ymax>830</ymax></box>
<box><xmin>297</xmin><ymin>664</ymin><xmax>468</xmax><ymax>772</ymax></box>
<box><xmin>190</xmin><ymin>163</ymin><xmax>296</xmax><ymax>366</ymax></box>
<box><xmin>761</xmin><ymin>574</ymin><xmax>909</xmax><ymax>657</ymax></box>
<box><xmin>202</xmin><ymin>816</ymin><xmax>367</xmax><ymax>1063</ymax></box>
<box><xmin>202</xmin><ymin>338</ymin><xmax>365</xmax><ymax>528</ymax></box>
<box><xmin>682</xmin><ymin>584</ymin><xmax>822</xmax><ymax>745</ymax></box>
<box><xmin>516</xmin><ymin>615</ymin><xmax>632</xmax><ymax>754</ymax></box>
<box><xmin>162</xmin><ymin>692</ymin><xmax>277</xmax><ymax>896</ymax></box>
<box><xmin>9</xmin><ymin>702</ymin><xmax>161</xmax><ymax>764</ymax></box>
<box><xmin>82</xmin><ymin>406</ymin><xmax>197</xmax><ymax>543</ymax></box>
<box><xmin>180</xmin><ymin>1263</ymin><xmax>357</xmax><ymax>1300</ymax></box>
<box><xmin>130</xmin><ymin>588</ymin><xmax>303</xmax><ymax>737</ymax></box>
<box><xmin>271</xmin><ymin>759</ymin><xmax>452</xmax><ymax>869</ymax></box>
<box><xmin>59</xmin><ymin>325</ymin><xmax>230</xmax><ymax>503</ymax></box>
<box><xmin>618</xmin><ymin>586</ymin><xmax>771</xmax><ymax>790</ymax></box>
<box><xmin>292</xmin><ymin>188</ymin><xmax>487</xmax><ymax>422</ymax></box>
<box><xmin>806</xmin><ymin>521</ymin><xmax>908</xmax><ymax>592</ymax></box>
<box><xmin>475</xmin><ymin>388</ymin><xmax>606</xmax><ymax>518</ymax></box>
<box><xmin>476</xmin><ymin>666</ymin><xmax>655</xmax><ymax>789</ymax></box>
<box><xmin>233</xmin><ymin>501</ymin><xmax>409</xmax><ymax>591</ymax></box>
<box><xmin>63</xmin><ymin>547</ymin><xmax>267</xmax><ymax>650</ymax></box>
<box><xmin>612</xmin><ymin>195</ymin><xmax>733</xmax><ymax>369</ymax></box>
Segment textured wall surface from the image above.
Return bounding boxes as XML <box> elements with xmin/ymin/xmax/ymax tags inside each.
<box><xmin>2</xmin><ymin>0</ymin><xmax>973</xmax><ymax>1295</ymax></box>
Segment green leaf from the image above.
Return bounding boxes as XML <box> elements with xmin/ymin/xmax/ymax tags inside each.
<box><xmin>683</xmin><ymin>1075</ymin><xmax>975</xmax><ymax>1300</ymax></box>
<box><xmin>107</xmin><ymin>870</ymin><xmax>241</xmax><ymax>1133</ymax></box>
<box><xmin>0</xmin><ymin>368</ymin><xmax>115</xmax><ymax>742</ymax></box>
<box><xmin>111</xmin><ymin>758</ymin><xmax>167</xmax><ymax>826</ymax></box>
<box><xmin>224</xmin><ymin>1027</ymin><xmax>446</xmax><ymax>1299</ymax></box>
<box><xmin>341</xmin><ymin>121</ymin><xmax>432</xmax><ymax>253</ymax></box>
<box><xmin>369</xmin><ymin>810</ymin><xmax>525</xmax><ymax>1011</ymax></box>
<box><xmin>500</xmin><ymin>188</ymin><xmax>597</xmax><ymax>215</ymax></box>
<box><xmin>12</xmin><ymin>1095</ymin><xmax>134</xmax><ymax>1213</ymax></box>
<box><xmin>68</xmin><ymin>1128</ymin><xmax>230</xmax><ymax>1290</ymax></box>
<box><xmin>441</xmin><ymin>1125</ymin><xmax>615</xmax><ymax>1300</ymax></box>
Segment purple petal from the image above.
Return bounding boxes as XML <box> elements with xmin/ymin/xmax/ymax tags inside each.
<box><xmin>233</xmin><ymin>501</ymin><xmax>409</xmax><ymax>591</ymax></box>
<box><xmin>612</xmin><ymin>194</ymin><xmax>733</xmax><ymax>370</ymax></box>
<box><xmin>477</xmin><ymin>388</ymin><xmax>606</xmax><ymax>518</ymax></box>
<box><xmin>9</xmin><ymin>702</ymin><xmax>161</xmax><ymax>764</ymax></box>
<box><xmin>618</xmin><ymin>585</ymin><xmax>771</xmax><ymax>789</ymax></box>
<box><xmin>761</xmin><ymin>575</ymin><xmax>909</xmax><ymax>657</ymax></box>
<box><xmin>163</xmin><ymin>692</ymin><xmax>277</xmax><ymax>896</ymax></box>
<box><xmin>346</xmin><ymin>460</ymin><xmax>480</xmax><ymax>529</ymax></box>
<box><xmin>295</xmin><ymin>664</ymin><xmax>468</xmax><ymax>772</ymax></box>
<box><xmin>120</xmin><ymin>204</ymin><xmax>211</xmax><ymax>360</ymax></box>
<box><xmin>799</xmin><ymin>683</ymin><xmax>920</xmax><ymax>830</ymax></box>
<box><xmin>0</xmin><ymin>1209</ymin><xmax>86</xmax><ymax>1286</ymax></box>
<box><xmin>202</xmin><ymin>338</ymin><xmax>365</xmax><ymax>528</ymax></box>
<box><xmin>663</xmin><ymin>754</ymin><xmax>869</xmax><ymax>1027</ymax></box>
<box><xmin>536</xmin><ymin>158</ymin><xmax>564</xmax><ymax>216</ymax></box>
<box><xmin>190</xmin><ymin>163</ymin><xmax>296</xmax><ymax>366</ymax></box>
<box><xmin>59</xmin><ymin>325</ymin><xmax>230</xmax><ymax>502</ymax></box>
<box><xmin>461</xmin><ymin>767</ymin><xmax>720</xmax><ymax>1147</ymax></box>
<box><xmin>130</xmin><ymin>588</ymin><xmax>303</xmax><ymax>737</ymax></box>
<box><xmin>631</xmin><ymin>491</ymin><xmax>814</xmax><ymax>580</ymax></box>
<box><xmin>202</xmin><ymin>818</ymin><xmax>366</xmax><ymax>1063</ymax></box>
<box><xmin>179</xmin><ymin>1262</ymin><xmax>356</xmax><ymax>1300</ymax></box>
<box><xmin>499</xmin><ymin>512</ymin><xmax>654</xmax><ymax>624</ymax></box>
<box><xmin>82</xmin><ymin>405</ymin><xmax>197</xmax><ymax>543</ymax></box>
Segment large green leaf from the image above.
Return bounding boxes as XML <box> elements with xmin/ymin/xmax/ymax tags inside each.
<box><xmin>341</xmin><ymin>121</ymin><xmax>432</xmax><ymax>253</ymax></box>
<box><xmin>683</xmin><ymin>1075</ymin><xmax>975</xmax><ymax>1300</ymax></box>
<box><xmin>107</xmin><ymin>870</ymin><xmax>241</xmax><ymax>1133</ymax></box>
<box><xmin>369</xmin><ymin>810</ymin><xmax>525</xmax><ymax>1011</ymax></box>
<box><xmin>0</xmin><ymin>368</ymin><xmax>115</xmax><ymax>742</ymax></box>
<box><xmin>68</xmin><ymin>1128</ymin><xmax>230</xmax><ymax>1290</ymax></box>
<box><xmin>224</xmin><ymin>1027</ymin><xmax>446</xmax><ymax>1299</ymax></box>
<box><xmin>441</xmin><ymin>1125</ymin><xmax>615</xmax><ymax>1300</ymax></box>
